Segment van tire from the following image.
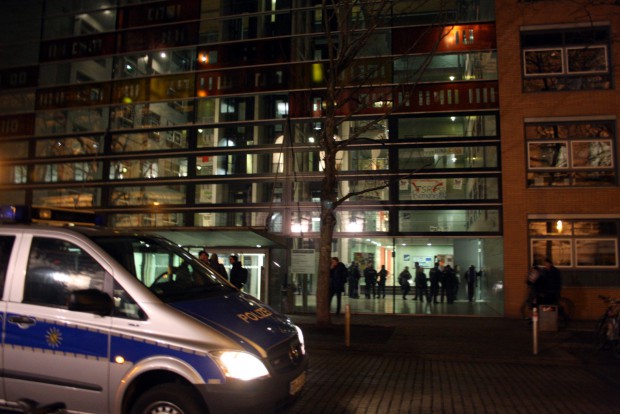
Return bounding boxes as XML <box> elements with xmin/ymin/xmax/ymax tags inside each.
<box><xmin>130</xmin><ymin>383</ymin><xmax>206</xmax><ymax>414</ymax></box>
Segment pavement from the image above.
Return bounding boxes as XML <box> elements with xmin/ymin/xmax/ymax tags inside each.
<box><xmin>279</xmin><ymin>313</ymin><xmax>620</xmax><ymax>414</ymax></box>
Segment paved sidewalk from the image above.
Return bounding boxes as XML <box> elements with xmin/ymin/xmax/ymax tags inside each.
<box><xmin>280</xmin><ymin>313</ymin><xmax>620</xmax><ymax>414</ymax></box>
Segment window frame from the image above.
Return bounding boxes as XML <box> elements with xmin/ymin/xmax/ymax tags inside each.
<box><xmin>529</xmin><ymin>219</ymin><xmax>619</xmax><ymax>269</ymax></box>
<box><xmin>522</xmin><ymin>45</ymin><xmax>609</xmax><ymax>77</ymax></box>
<box><xmin>520</xmin><ymin>25</ymin><xmax>611</xmax><ymax>92</ymax></box>
<box><xmin>525</xmin><ymin>119</ymin><xmax>617</xmax><ymax>188</ymax></box>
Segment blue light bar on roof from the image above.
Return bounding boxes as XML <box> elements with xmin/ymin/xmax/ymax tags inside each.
<box><xmin>0</xmin><ymin>205</ymin><xmax>27</xmax><ymax>222</ymax></box>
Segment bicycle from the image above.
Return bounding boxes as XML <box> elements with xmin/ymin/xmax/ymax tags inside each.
<box><xmin>593</xmin><ymin>295</ymin><xmax>620</xmax><ymax>358</ymax></box>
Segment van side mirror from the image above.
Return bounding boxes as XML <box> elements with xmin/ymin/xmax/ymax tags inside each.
<box><xmin>68</xmin><ymin>289</ymin><xmax>113</xmax><ymax>316</ymax></box>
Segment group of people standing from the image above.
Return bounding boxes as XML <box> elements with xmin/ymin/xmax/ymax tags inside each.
<box><xmin>398</xmin><ymin>262</ymin><xmax>480</xmax><ymax>304</ymax></box>
<box><xmin>198</xmin><ymin>250</ymin><xmax>248</xmax><ymax>290</ymax></box>
<box><xmin>329</xmin><ymin>259</ymin><xmax>390</xmax><ymax>314</ymax></box>
<box><xmin>329</xmin><ymin>257</ymin><xmax>483</xmax><ymax>314</ymax></box>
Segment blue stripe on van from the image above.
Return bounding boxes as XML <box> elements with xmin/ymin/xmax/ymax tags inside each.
<box><xmin>4</xmin><ymin>314</ymin><xmax>108</xmax><ymax>358</ymax></box>
<box><xmin>111</xmin><ymin>334</ymin><xmax>225</xmax><ymax>381</ymax></box>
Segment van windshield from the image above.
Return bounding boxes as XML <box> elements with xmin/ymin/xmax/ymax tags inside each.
<box><xmin>91</xmin><ymin>235</ymin><xmax>233</xmax><ymax>302</ymax></box>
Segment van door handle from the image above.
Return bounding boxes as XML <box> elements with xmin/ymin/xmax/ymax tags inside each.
<box><xmin>8</xmin><ymin>315</ymin><xmax>36</xmax><ymax>327</ymax></box>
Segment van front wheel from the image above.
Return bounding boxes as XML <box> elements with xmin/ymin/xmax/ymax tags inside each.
<box><xmin>130</xmin><ymin>383</ymin><xmax>207</xmax><ymax>414</ymax></box>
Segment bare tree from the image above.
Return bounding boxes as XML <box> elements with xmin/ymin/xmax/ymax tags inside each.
<box><xmin>311</xmin><ymin>0</ymin><xmax>451</xmax><ymax>326</ymax></box>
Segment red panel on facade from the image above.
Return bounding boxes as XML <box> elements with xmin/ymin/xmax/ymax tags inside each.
<box><xmin>0</xmin><ymin>113</ymin><xmax>35</xmax><ymax>138</ymax></box>
<box><xmin>0</xmin><ymin>66</ymin><xmax>39</xmax><ymax>89</ymax></box>
<box><xmin>393</xmin><ymin>24</ymin><xmax>496</xmax><ymax>54</ymax></box>
<box><xmin>118</xmin><ymin>0</ymin><xmax>200</xmax><ymax>29</ymax></box>
<box><xmin>40</xmin><ymin>33</ymin><xmax>116</xmax><ymax>62</ymax></box>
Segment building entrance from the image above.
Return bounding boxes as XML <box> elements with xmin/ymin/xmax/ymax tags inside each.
<box><xmin>290</xmin><ymin>237</ymin><xmax>504</xmax><ymax>317</ymax></box>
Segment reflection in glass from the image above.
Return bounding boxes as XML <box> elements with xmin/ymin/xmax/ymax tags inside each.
<box><xmin>0</xmin><ymin>190</ymin><xmax>26</xmax><ymax>205</ymax></box>
<box><xmin>576</xmin><ymin>239</ymin><xmax>617</xmax><ymax>267</ymax></box>
<box><xmin>111</xmin><ymin>129</ymin><xmax>188</xmax><ymax>152</ymax></box>
<box><xmin>110</xmin><ymin>185</ymin><xmax>186</xmax><ymax>206</ymax></box>
<box><xmin>109</xmin><ymin>212</ymin><xmax>185</xmax><ymax>228</ymax></box>
<box><xmin>0</xmin><ymin>141</ymin><xmax>28</xmax><ymax>159</ymax></box>
<box><xmin>35</xmin><ymin>135</ymin><xmax>103</xmax><ymax>157</ymax></box>
<box><xmin>43</xmin><ymin>7</ymin><xmax>117</xmax><ymax>39</ymax></box>
<box><xmin>293</xmin><ymin>147</ymin><xmax>388</xmax><ymax>173</ymax></box>
<box><xmin>398</xmin><ymin>114</ymin><xmax>497</xmax><ymax>139</ymax></box>
<box><xmin>523</xmin><ymin>49</ymin><xmax>563</xmax><ymax>75</ymax></box>
<box><xmin>110</xmin><ymin>158</ymin><xmax>188</xmax><ymax>179</ymax></box>
<box><xmin>110</xmin><ymin>102</ymin><xmax>193</xmax><ymax>130</ymax></box>
<box><xmin>32</xmin><ymin>162</ymin><xmax>102</xmax><ymax>183</ymax></box>
<box><xmin>194</xmin><ymin>211</ymin><xmax>276</xmax><ymax>228</ymax></box>
<box><xmin>114</xmin><ymin>48</ymin><xmax>194</xmax><ymax>78</ymax></box>
<box><xmin>528</xmin><ymin>143</ymin><xmax>567</xmax><ymax>169</ymax></box>
<box><xmin>39</xmin><ymin>58</ymin><xmax>113</xmax><ymax>86</ymax></box>
<box><xmin>36</xmin><ymin>107</ymin><xmax>109</xmax><ymax>134</ymax></box>
<box><xmin>0</xmin><ymin>91</ymin><xmax>35</xmax><ymax>114</ymax></box>
<box><xmin>33</xmin><ymin>187</ymin><xmax>100</xmax><ymax>208</ymax></box>
<box><xmin>340</xmin><ymin>180</ymin><xmax>390</xmax><ymax>201</ymax></box>
<box><xmin>529</xmin><ymin>220</ymin><xmax>574</xmax><ymax>236</ymax></box>
<box><xmin>526</xmin><ymin>120</ymin><xmax>616</xmax><ymax>187</ymax></box>
<box><xmin>0</xmin><ymin>165</ymin><xmax>27</xmax><ymax>184</ymax></box>
<box><xmin>531</xmin><ymin>239</ymin><xmax>572</xmax><ymax>266</ymax></box>
<box><xmin>395</xmin><ymin>52</ymin><xmax>498</xmax><ymax>83</ymax></box>
<box><xmin>399</xmin><ymin>209</ymin><xmax>500</xmax><ymax>232</ymax></box>
<box><xmin>196</xmin><ymin>183</ymin><xmax>282</xmax><ymax>204</ymax></box>
<box><xmin>335</xmin><ymin>210</ymin><xmax>389</xmax><ymax>232</ymax></box>
<box><xmin>399</xmin><ymin>146</ymin><xmax>498</xmax><ymax>170</ymax></box>
<box><xmin>399</xmin><ymin>177</ymin><xmax>499</xmax><ymax>201</ymax></box>
<box><xmin>196</xmin><ymin>153</ymin><xmax>278</xmax><ymax>175</ymax></box>
<box><xmin>571</xmin><ymin>141</ymin><xmax>612</xmax><ymax>168</ymax></box>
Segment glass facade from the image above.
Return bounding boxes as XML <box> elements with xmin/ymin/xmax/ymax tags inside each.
<box><xmin>0</xmin><ymin>0</ymin><xmax>503</xmax><ymax>315</ymax></box>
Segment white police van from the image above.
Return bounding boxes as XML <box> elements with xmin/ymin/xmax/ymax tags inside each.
<box><xmin>0</xmin><ymin>207</ymin><xmax>307</xmax><ymax>414</ymax></box>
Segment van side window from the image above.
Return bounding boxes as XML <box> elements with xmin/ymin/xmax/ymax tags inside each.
<box><xmin>24</xmin><ymin>237</ymin><xmax>107</xmax><ymax>308</ymax></box>
<box><xmin>0</xmin><ymin>236</ymin><xmax>16</xmax><ymax>298</ymax></box>
<box><xmin>113</xmin><ymin>279</ymin><xmax>146</xmax><ymax>320</ymax></box>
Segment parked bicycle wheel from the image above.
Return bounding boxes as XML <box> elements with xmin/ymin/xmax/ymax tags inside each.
<box><xmin>594</xmin><ymin>314</ymin><xmax>610</xmax><ymax>354</ymax></box>
<box><xmin>594</xmin><ymin>295</ymin><xmax>620</xmax><ymax>358</ymax></box>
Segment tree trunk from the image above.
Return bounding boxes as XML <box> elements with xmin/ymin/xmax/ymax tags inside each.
<box><xmin>315</xmin><ymin>104</ymin><xmax>339</xmax><ymax>327</ymax></box>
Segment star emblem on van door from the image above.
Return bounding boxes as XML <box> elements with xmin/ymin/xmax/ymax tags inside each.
<box><xmin>45</xmin><ymin>327</ymin><xmax>62</xmax><ymax>348</ymax></box>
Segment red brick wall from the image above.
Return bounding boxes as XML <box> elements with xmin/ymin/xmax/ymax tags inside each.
<box><xmin>496</xmin><ymin>0</ymin><xmax>620</xmax><ymax>319</ymax></box>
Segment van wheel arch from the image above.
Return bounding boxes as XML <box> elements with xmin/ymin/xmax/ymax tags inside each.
<box><xmin>123</xmin><ymin>371</ymin><xmax>208</xmax><ymax>414</ymax></box>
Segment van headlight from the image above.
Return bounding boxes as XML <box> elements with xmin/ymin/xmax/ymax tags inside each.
<box><xmin>295</xmin><ymin>325</ymin><xmax>306</xmax><ymax>355</ymax></box>
<box><xmin>215</xmin><ymin>351</ymin><xmax>269</xmax><ymax>381</ymax></box>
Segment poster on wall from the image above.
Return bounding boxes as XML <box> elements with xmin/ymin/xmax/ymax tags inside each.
<box><xmin>411</xmin><ymin>179</ymin><xmax>446</xmax><ymax>200</ymax></box>
<box><xmin>434</xmin><ymin>254</ymin><xmax>454</xmax><ymax>268</ymax></box>
<box><xmin>353</xmin><ymin>252</ymin><xmax>375</xmax><ymax>268</ymax></box>
<box><xmin>413</xmin><ymin>256</ymin><xmax>434</xmax><ymax>268</ymax></box>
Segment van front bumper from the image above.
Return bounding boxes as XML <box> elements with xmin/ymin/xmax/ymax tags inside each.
<box><xmin>198</xmin><ymin>360</ymin><xmax>308</xmax><ymax>414</ymax></box>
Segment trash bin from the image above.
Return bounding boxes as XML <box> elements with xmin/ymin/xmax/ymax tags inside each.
<box><xmin>539</xmin><ymin>305</ymin><xmax>558</xmax><ymax>332</ymax></box>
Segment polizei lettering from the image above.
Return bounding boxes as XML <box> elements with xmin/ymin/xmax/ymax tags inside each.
<box><xmin>237</xmin><ymin>307</ymin><xmax>273</xmax><ymax>323</ymax></box>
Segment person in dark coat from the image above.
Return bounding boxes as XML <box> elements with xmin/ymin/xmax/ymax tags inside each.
<box><xmin>540</xmin><ymin>258</ymin><xmax>562</xmax><ymax>305</ymax></box>
<box><xmin>330</xmin><ymin>257</ymin><xmax>348</xmax><ymax>314</ymax></box>
<box><xmin>398</xmin><ymin>267</ymin><xmax>412</xmax><ymax>299</ymax></box>
<box><xmin>415</xmin><ymin>266</ymin><xmax>430</xmax><ymax>302</ymax></box>
<box><xmin>465</xmin><ymin>265</ymin><xmax>477</xmax><ymax>302</ymax></box>
<box><xmin>429</xmin><ymin>263</ymin><xmax>441</xmax><ymax>303</ymax></box>
<box><xmin>443</xmin><ymin>265</ymin><xmax>457</xmax><ymax>304</ymax></box>
<box><xmin>348</xmin><ymin>261</ymin><xmax>361</xmax><ymax>298</ymax></box>
<box><xmin>209</xmin><ymin>253</ymin><xmax>228</xmax><ymax>281</ymax></box>
<box><xmin>377</xmin><ymin>265</ymin><xmax>388</xmax><ymax>299</ymax></box>
<box><xmin>228</xmin><ymin>255</ymin><xmax>245</xmax><ymax>289</ymax></box>
<box><xmin>363</xmin><ymin>263</ymin><xmax>378</xmax><ymax>299</ymax></box>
